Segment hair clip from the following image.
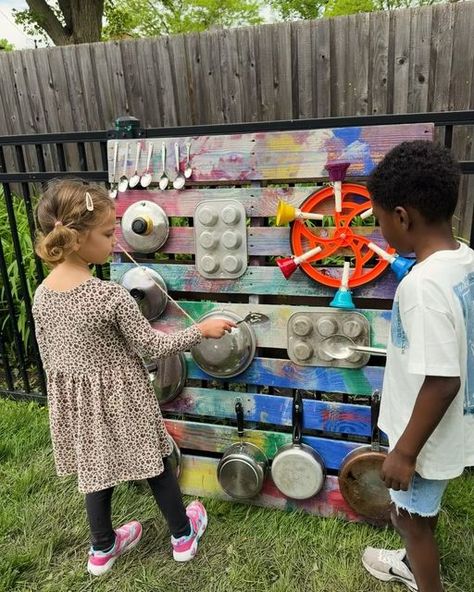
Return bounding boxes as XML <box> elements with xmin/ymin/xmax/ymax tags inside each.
<box><xmin>54</xmin><ymin>220</ymin><xmax>63</xmax><ymax>227</ymax></box>
<box><xmin>85</xmin><ymin>192</ymin><xmax>94</xmax><ymax>212</ymax></box>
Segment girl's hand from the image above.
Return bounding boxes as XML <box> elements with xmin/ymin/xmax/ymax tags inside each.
<box><xmin>197</xmin><ymin>318</ymin><xmax>237</xmax><ymax>339</ymax></box>
<box><xmin>381</xmin><ymin>448</ymin><xmax>416</xmax><ymax>491</ymax></box>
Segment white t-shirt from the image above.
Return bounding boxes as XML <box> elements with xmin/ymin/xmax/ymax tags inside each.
<box><xmin>379</xmin><ymin>241</ymin><xmax>474</xmax><ymax>480</ymax></box>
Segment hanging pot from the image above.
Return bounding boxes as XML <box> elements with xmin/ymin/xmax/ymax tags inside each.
<box><xmin>167</xmin><ymin>434</ymin><xmax>182</xmax><ymax>478</ymax></box>
<box><xmin>217</xmin><ymin>401</ymin><xmax>268</xmax><ymax>499</ymax></box>
<box><xmin>119</xmin><ymin>267</ymin><xmax>168</xmax><ymax>321</ymax></box>
<box><xmin>338</xmin><ymin>390</ymin><xmax>391</xmax><ymax>522</ymax></box>
<box><xmin>146</xmin><ymin>352</ymin><xmax>187</xmax><ymax>405</ymax></box>
<box><xmin>271</xmin><ymin>391</ymin><xmax>326</xmax><ymax>499</ymax></box>
<box><xmin>121</xmin><ymin>200</ymin><xmax>169</xmax><ymax>253</ymax></box>
<box><xmin>137</xmin><ymin>434</ymin><xmax>181</xmax><ymax>489</ymax></box>
<box><xmin>191</xmin><ymin>310</ymin><xmax>256</xmax><ymax>378</ymax></box>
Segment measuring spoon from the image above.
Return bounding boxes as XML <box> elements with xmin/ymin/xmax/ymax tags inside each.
<box><xmin>173</xmin><ymin>142</ymin><xmax>186</xmax><ymax>190</ymax></box>
<box><xmin>109</xmin><ymin>141</ymin><xmax>119</xmax><ymax>198</ymax></box>
<box><xmin>140</xmin><ymin>143</ymin><xmax>154</xmax><ymax>188</ymax></box>
<box><xmin>129</xmin><ymin>143</ymin><xmax>141</xmax><ymax>188</ymax></box>
<box><xmin>320</xmin><ymin>335</ymin><xmax>386</xmax><ymax>360</ymax></box>
<box><xmin>159</xmin><ymin>142</ymin><xmax>169</xmax><ymax>191</ymax></box>
<box><xmin>118</xmin><ymin>142</ymin><xmax>130</xmax><ymax>193</ymax></box>
<box><xmin>184</xmin><ymin>142</ymin><xmax>193</xmax><ymax>179</ymax></box>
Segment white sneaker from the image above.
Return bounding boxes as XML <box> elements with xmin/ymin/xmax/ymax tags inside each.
<box><xmin>362</xmin><ymin>547</ymin><xmax>418</xmax><ymax>591</ymax></box>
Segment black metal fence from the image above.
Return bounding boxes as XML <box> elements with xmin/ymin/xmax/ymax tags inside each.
<box><xmin>1</xmin><ymin>111</ymin><xmax>473</xmax><ymax>401</ymax></box>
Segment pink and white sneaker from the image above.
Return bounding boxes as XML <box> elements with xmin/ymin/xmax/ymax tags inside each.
<box><xmin>87</xmin><ymin>520</ymin><xmax>142</xmax><ymax>576</ymax></box>
<box><xmin>171</xmin><ymin>500</ymin><xmax>208</xmax><ymax>562</ymax></box>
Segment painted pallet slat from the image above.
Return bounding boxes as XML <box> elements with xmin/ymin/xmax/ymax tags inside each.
<box><xmin>178</xmin><ymin>454</ymin><xmax>362</xmax><ymax>522</ymax></box>
<box><xmin>163</xmin><ymin>392</ymin><xmax>371</xmax><ymax>436</ymax></box>
<box><xmin>115</xmin><ymin>187</ymin><xmax>338</xmax><ymax>217</ymax></box>
<box><xmin>150</xmin><ymin>302</ymin><xmax>390</xmax><ymax>350</ymax></box>
<box><xmin>164</xmin><ymin>419</ymin><xmax>359</xmax><ymax>470</ymax></box>
<box><xmin>114</xmin><ymin>225</ymin><xmax>384</xmax><ymax>257</ymax></box>
<box><xmin>107</xmin><ymin>123</ymin><xmax>433</xmax><ymax>183</ymax></box>
<box><xmin>111</xmin><ymin>263</ymin><xmax>399</xmax><ymax>300</ymax></box>
<box><xmin>183</xmin><ymin>354</ymin><xmax>383</xmax><ymax>395</ymax></box>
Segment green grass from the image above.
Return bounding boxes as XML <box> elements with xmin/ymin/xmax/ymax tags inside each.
<box><xmin>0</xmin><ymin>398</ymin><xmax>473</xmax><ymax>592</ymax></box>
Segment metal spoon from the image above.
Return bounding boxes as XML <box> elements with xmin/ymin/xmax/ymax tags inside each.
<box><xmin>184</xmin><ymin>142</ymin><xmax>193</xmax><ymax>179</ymax></box>
<box><xmin>118</xmin><ymin>142</ymin><xmax>129</xmax><ymax>193</ymax></box>
<box><xmin>235</xmin><ymin>312</ymin><xmax>270</xmax><ymax>325</ymax></box>
<box><xmin>129</xmin><ymin>143</ymin><xmax>141</xmax><ymax>188</ymax></box>
<box><xmin>320</xmin><ymin>334</ymin><xmax>386</xmax><ymax>360</ymax></box>
<box><xmin>173</xmin><ymin>142</ymin><xmax>186</xmax><ymax>190</ymax></box>
<box><xmin>109</xmin><ymin>141</ymin><xmax>119</xmax><ymax>198</ymax></box>
<box><xmin>140</xmin><ymin>143</ymin><xmax>154</xmax><ymax>188</ymax></box>
<box><xmin>159</xmin><ymin>142</ymin><xmax>169</xmax><ymax>191</ymax></box>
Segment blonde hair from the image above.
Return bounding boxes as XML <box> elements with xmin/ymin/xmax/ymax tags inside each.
<box><xmin>35</xmin><ymin>179</ymin><xmax>114</xmax><ymax>267</ymax></box>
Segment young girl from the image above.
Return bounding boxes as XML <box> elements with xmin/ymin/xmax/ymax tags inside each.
<box><xmin>33</xmin><ymin>179</ymin><xmax>236</xmax><ymax>576</ymax></box>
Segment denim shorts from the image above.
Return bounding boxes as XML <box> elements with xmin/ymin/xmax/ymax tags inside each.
<box><xmin>390</xmin><ymin>472</ymin><xmax>449</xmax><ymax>517</ymax></box>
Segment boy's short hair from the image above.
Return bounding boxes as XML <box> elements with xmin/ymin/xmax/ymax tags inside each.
<box><xmin>367</xmin><ymin>140</ymin><xmax>460</xmax><ymax>222</ymax></box>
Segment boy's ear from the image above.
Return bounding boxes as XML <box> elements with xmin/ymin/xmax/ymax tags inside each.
<box><xmin>394</xmin><ymin>206</ymin><xmax>411</xmax><ymax>231</ymax></box>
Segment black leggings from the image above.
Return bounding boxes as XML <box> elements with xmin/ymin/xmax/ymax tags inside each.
<box><xmin>85</xmin><ymin>457</ymin><xmax>190</xmax><ymax>551</ymax></box>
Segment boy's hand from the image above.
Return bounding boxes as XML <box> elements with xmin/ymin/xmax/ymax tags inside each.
<box><xmin>381</xmin><ymin>448</ymin><xmax>416</xmax><ymax>491</ymax></box>
<box><xmin>197</xmin><ymin>318</ymin><xmax>237</xmax><ymax>339</ymax></box>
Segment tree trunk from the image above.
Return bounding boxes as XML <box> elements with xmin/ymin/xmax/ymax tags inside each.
<box><xmin>26</xmin><ymin>0</ymin><xmax>104</xmax><ymax>45</ymax></box>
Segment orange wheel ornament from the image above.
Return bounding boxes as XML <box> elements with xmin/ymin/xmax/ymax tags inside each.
<box><xmin>289</xmin><ymin>184</ymin><xmax>395</xmax><ymax>288</ymax></box>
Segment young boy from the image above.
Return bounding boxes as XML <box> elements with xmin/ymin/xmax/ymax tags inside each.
<box><xmin>361</xmin><ymin>141</ymin><xmax>474</xmax><ymax>592</ymax></box>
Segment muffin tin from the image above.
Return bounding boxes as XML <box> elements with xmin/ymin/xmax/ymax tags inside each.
<box><xmin>287</xmin><ymin>310</ymin><xmax>370</xmax><ymax>368</ymax></box>
<box><xmin>194</xmin><ymin>199</ymin><xmax>248</xmax><ymax>279</ymax></box>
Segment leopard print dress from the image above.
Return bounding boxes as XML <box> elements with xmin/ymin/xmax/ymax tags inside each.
<box><xmin>32</xmin><ymin>277</ymin><xmax>202</xmax><ymax>494</ymax></box>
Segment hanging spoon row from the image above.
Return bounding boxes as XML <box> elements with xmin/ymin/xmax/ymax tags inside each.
<box><xmin>109</xmin><ymin>140</ymin><xmax>193</xmax><ymax>198</ymax></box>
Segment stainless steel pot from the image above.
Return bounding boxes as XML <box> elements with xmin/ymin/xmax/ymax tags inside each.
<box><xmin>271</xmin><ymin>390</ymin><xmax>326</xmax><ymax>499</ymax></box>
<box><xmin>191</xmin><ymin>310</ymin><xmax>256</xmax><ymax>378</ymax></box>
<box><xmin>121</xmin><ymin>200</ymin><xmax>169</xmax><ymax>253</ymax></box>
<box><xmin>137</xmin><ymin>434</ymin><xmax>181</xmax><ymax>488</ymax></box>
<box><xmin>146</xmin><ymin>352</ymin><xmax>187</xmax><ymax>405</ymax></box>
<box><xmin>217</xmin><ymin>401</ymin><xmax>268</xmax><ymax>499</ymax></box>
<box><xmin>119</xmin><ymin>267</ymin><xmax>168</xmax><ymax>321</ymax></box>
<box><xmin>167</xmin><ymin>434</ymin><xmax>182</xmax><ymax>478</ymax></box>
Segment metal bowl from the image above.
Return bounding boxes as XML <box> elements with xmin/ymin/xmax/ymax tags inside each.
<box><xmin>191</xmin><ymin>310</ymin><xmax>256</xmax><ymax>378</ymax></box>
<box><xmin>146</xmin><ymin>352</ymin><xmax>187</xmax><ymax>405</ymax></box>
<box><xmin>121</xmin><ymin>200</ymin><xmax>169</xmax><ymax>253</ymax></box>
<box><xmin>119</xmin><ymin>267</ymin><xmax>168</xmax><ymax>321</ymax></box>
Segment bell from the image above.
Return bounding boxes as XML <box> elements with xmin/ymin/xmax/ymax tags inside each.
<box><xmin>276</xmin><ymin>200</ymin><xmax>324</xmax><ymax>226</ymax></box>
<box><xmin>276</xmin><ymin>245</ymin><xmax>322</xmax><ymax>280</ymax></box>
<box><xmin>330</xmin><ymin>261</ymin><xmax>355</xmax><ymax>309</ymax></box>
<box><xmin>325</xmin><ymin>162</ymin><xmax>350</xmax><ymax>213</ymax></box>
<box><xmin>368</xmin><ymin>242</ymin><xmax>416</xmax><ymax>281</ymax></box>
<box><xmin>277</xmin><ymin>257</ymin><xmax>298</xmax><ymax>279</ymax></box>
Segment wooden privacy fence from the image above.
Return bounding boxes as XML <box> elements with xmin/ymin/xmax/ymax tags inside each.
<box><xmin>109</xmin><ymin>120</ymin><xmax>432</xmax><ymax>519</ymax></box>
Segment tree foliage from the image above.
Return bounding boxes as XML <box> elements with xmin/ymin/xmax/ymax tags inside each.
<box><xmin>0</xmin><ymin>39</ymin><xmax>15</xmax><ymax>51</ymax></box>
<box><xmin>14</xmin><ymin>0</ymin><xmax>263</xmax><ymax>46</ymax></box>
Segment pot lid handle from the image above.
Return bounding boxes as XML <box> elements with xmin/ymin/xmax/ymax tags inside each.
<box><xmin>235</xmin><ymin>400</ymin><xmax>244</xmax><ymax>438</ymax></box>
<box><xmin>130</xmin><ymin>288</ymin><xmax>145</xmax><ymax>301</ymax></box>
<box><xmin>292</xmin><ymin>390</ymin><xmax>303</xmax><ymax>445</ymax></box>
<box><xmin>370</xmin><ymin>390</ymin><xmax>382</xmax><ymax>452</ymax></box>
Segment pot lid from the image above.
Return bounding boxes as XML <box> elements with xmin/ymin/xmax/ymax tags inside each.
<box><xmin>119</xmin><ymin>267</ymin><xmax>168</xmax><ymax>321</ymax></box>
<box><xmin>146</xmin><ymin>352</ymin><xmax>187</xmax><ymax>405</ymax></box>
<box><xmin>191</xmin><ymin>310</ymin><xmax>256</xmax><ymax>378</ymax></box>
<box><xmin>121</xmin><ymin>200</ymin><xmax>169</xmax><ymax>254</ymax></box>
